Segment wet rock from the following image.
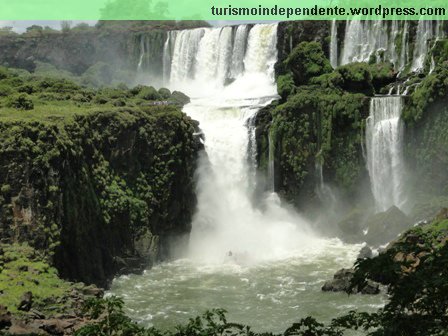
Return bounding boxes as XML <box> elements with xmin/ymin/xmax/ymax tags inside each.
<box><xmin>18</xmin><ymin>291</ymin><xmax>33</xmax><ymax>312</ymax></box>
<box><xmin>29</xmin><ymin>309</ymin><xmax>46</xmax><ymax>319</ymax></box>
<box><xmin>7</xmin><ymin>321</ymin><xmax>45</xmax><ymax>335</ymax></box>
<box><xmin>360</xmin><ymin>280</ymin><xmax>380</xmax><ymax>295</ymax></box>
<box><xmin>358</xmin><ymin>245</ymin><xmax>373</xmax><ymax>259</ymax></box>
<box><xmin>322</xmin><ymin>268</ymin><xmax>380</xmax><ymax>295</ymax></box>
<box><xmin>40</xmin><ymin>319</ymin><xmax>74</xmax><ymax>335</ymax></box>
<box><xmin>322</xmin><ymin>268</ymin><xmax>354</xmax><ymax>293</ymax></box>
<box><xmin>82</xmin><ymin>285</ymin><xmax>104</xmax><ymax>298</ymax></box>
<box><xmin>364</xmin><ymin>206</ymin><xmax>412</xmax><ymax>246</ymax></box>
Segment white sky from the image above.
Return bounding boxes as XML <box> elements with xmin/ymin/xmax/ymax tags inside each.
<box><xmin>0</xmin><ymin>20</ymin><xmax>272</xmax><ymax>33</ymax></box>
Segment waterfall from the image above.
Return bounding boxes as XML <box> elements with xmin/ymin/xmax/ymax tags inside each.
<box><xmin>335</xmin><ymin>20</ymin><xmax>444</xmax><ymax>72</ymax></box>
<box><xmin>160</xmin><ymin>23</ymin><xmax>318</xmax><ymax>262</ymax></box>
<box><xmin>340</xmin><ymin>20</ymin><xmax>390</xmax><ymax>65</ymax></box>
<box><xmin>366</xmin><ymin>97</ymin><xmax>407</xmax><ymax>212</ymax></box>
<box><xmin>330</xmin><ymin>20</ymin><xmax>338</xmax><ymax>68</ymax></box>
<box><xmin>137</xmin><ymin>36</ymin><xmax>145</xmax><ymax>72</ymax></box>
<box><xmin>268</xmin><ymin>127</ymin><xmax>275</xmax><ymax>192</ymax></box>
<box><xmin>169</xmin><ymin>29</ymin><xmax>204</xmax><ymax>84</ymax></box>
<box><xmin>162</xmin><ymin>33</ymin><xmax>172</xmax><ymax>83</ymax></box>
<box><xmin>398</xmin><ymin>21</ymin><xmax>410</xmax><ymax>71</ymax></box>
<box><xmin>411</xmin><ymin>20</ymin><xmax>434</xmax><ymax>72</ymax></box>
<box><xmin>316</xmin><ymin>162</ymin><xmax>336</xmax><ymax>202</ymax></box>
<box><xmin>246</xmin><ymin>112</ymin><xmax>258</xmax><ymax>189</ymax></box>
<box><xmin>230</xmin><ymin>25</ymin><xmax>249</xmax><ymax>78</ymax></box>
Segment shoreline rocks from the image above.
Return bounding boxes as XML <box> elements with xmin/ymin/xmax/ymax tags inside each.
<box><xmin>322</xmin><ymin>268</ymin><xmax>380</xmax><ymax>295</ymax></box>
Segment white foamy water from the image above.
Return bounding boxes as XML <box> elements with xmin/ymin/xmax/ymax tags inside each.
<box><xmin>366</xmin><ymin>97</ymin><xmax>407</xmax><ymax>212</ymax></box>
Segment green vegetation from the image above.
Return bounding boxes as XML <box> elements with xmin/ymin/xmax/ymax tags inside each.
<box><xmin>402</xmin><ymin>61</ymin><xmax>448</xmax><ymax>198</ymax></box>
<box><xmin>0</xmin><ymin>66</ymin><xmax>199</xmax><ymax>286</ymax></box>
<box><xmin>285</xmin><ymin>42</ymin><xmax>332</xmax><ymax>86</ymax></box>
<box><xmin>0</xmin><ymin>66</ymin><xmax>188</xmax><ymax>122</ymax></box>
<box><xmin>403</xmin><ymin>61</ymin><xmax>448</xmax><ymax>123</ymax></box>
<box><xmin>0</xmin><ymin>244</ymin><xmax>70</xmax><ymax>314</ymax></box>
<box><xmin>261</xmin><ymin>42</ymin><xmax>373</xmax><ymax>207</ymax></box>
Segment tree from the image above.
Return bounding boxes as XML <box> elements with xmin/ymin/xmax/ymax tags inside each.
<box><xmin>61</xmin><ymin>21</ymin><xmax>72</xmax><ymax>33</ymax></box>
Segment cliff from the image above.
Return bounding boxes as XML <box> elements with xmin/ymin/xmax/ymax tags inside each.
<box><xmin>256</xmin><ymin>21</ymin><xmax>448</xmax><ymax>232</ymax></box>
<box><xmin>0</xmin><ymin>69</ymin><xmax>202</xmax><ymax>287</ymax></box>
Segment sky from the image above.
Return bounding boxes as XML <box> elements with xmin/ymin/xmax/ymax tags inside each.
<box><xmin>0</xmin><ymin>21</ymin><xmax>95</xmax><ymax>32</ymax></box>
<box><xmin>0</xmin><ymin>20</ymin><xmax>269</xmax><ymax>33</ymax></box>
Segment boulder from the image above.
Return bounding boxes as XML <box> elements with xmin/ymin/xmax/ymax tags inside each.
<box><xmin>337</xmin><ymin>208</ymin><xmax>370</xmax><ymax>243</ymax></box>
<box><xmin>357</xmin><ymin>245</ymin><xmax>374</xmax><ymax>259</ymax></box>
<box><xmin>81</xmin><ymin>285</ymin><xmax>104</xmax><ymax>298</ymax></box>
<box><xmin>322</xmin><ymin>268</ymin><xmax>380</xmax><ymax>295</ymax></box>
<box><xmin>0</xmin><ymin>305</ymin><xmax>11</xmax><ymax>329</ymax></box>
<box><xmin>322</xmin><ymin>268</ymin><xmax>354</xmax><ymax>292</ymax></box>
<box><xmin>40</xmin><ymin>319</ymin><xmax>74</xmax><ymax>335</ymax></box>
<box><xmin>18</xmin><ymin>291</ymin><xmax>33</xmax><ymax>312</ymax></box>
<box><xmin>364</xmin><ymin>206</ymin><xmax>412</xmax><ymax>246</ymax></box>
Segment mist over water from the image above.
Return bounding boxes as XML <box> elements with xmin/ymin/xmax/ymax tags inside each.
<box><xmin>109</xmin><ymin>23</ymin><xmax>385</xmax><ymax>331</ymax></box>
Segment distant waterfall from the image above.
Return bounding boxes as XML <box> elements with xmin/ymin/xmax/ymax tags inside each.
<box><xmin>399</xmin><ymin>21</ymin><xmax>410</xmax><ymax>71</ymax></box>
<box><xmin>340</xmin><ymin>20</ymin><xmax>391</xmax><ymax>65</ymax></box>
<box><xmin>335</xmin><ymin>20</ymin><xmax>445</xmax><ymax>72</ymax></box>
<box><xmin>366</xmin><ymin>97</ymin><xmax>407</xmax><ymax>212</ymax></box>
<box><xmin>330</xmin><ymin>20</ymin><xmax>338</xmax><ymax>68</ymax></box>
<box><xmin>411</xmin><ymin>20</ymin><xmax>434</xmax><ymax>72</ymax></box>
<box><xmin>411</xmin><ymin>20</ymin><xmax>445</xmax><ymax>72</ymax></box>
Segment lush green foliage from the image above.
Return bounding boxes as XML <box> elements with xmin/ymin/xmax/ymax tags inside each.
<box><xmin>0</xmin><ymin>244</ymin><xmax>70</xmax><ymax>314</ymax></box>
<box><xmin>403</xmin><ymin>61</ymin><xmax>448</xmax><ymax>123</ymax></box>
<box><xmin>285</xmin><ymin>42</ymin><xmax>332</xmax><ymax>86</ymax></box>
<box><xmin>0</xmin><ymin>67</ymin><xmax>198</xmax><ymax>285</ymax></box>
<box><xmin>268</xmin><ymin>84</ymin><xmax>367</xmax><ymax>204</ymax></box>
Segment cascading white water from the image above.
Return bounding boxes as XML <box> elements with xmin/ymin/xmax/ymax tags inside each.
<box><xmin>330</xmin><ymin>20</ymin><xmax>338</xmax><ymax>68</ymax></box>
<box><xmin>340</xmin><ymin>20</ymin><xmax>390</xmax><ymax>65</ymax></box>
<box><xmin>267</xmin><ymin>127</ymin><xmax>275</xmax><ymax>192</ymax></box>
<box><xmin>230</xmin><ymin>25</ymin><xmax>249</xmax><ymax>78</ymax></box>
<box><xmin>366</xmin><ymin>97</ymin><xmax>407</xmax><ymax>212</ymax></box>
<box><xmin>137</xmin><ymin>36</ymin><xmax>145</xmax><ymax>72</ymax></box>
<box><xmin>315</xmin><ymin>163</ymin><xmax>337</xmax><ymax>209</ymax></box>
<box><xmin>162</xmin><ymin>33</ymin><xmax>172</xmax><ymax>83</ymax></box>
<box><xmin>336</xmin><ymin>20</ymin><xmax>444</xmax><ymax>72</ymax></box>
<box><xmin>166</xmin><ymin>23</ymin><xmax>322</xmax><ymax>262</ymax></box>
<box><xmin>412</xmin><ymin>20</ymin><xmax>434</xmax><ymax>72</ymax></box>
<box><xmin>399</xmin><ymin>21</ymin><xmax>410</xmax><ymax>71</ymax></box>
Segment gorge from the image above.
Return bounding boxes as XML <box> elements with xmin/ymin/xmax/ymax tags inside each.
<box><xmin>0</xmin><ymin>19</ymin><xmax>447</xmax><ymax>335</ymax></box>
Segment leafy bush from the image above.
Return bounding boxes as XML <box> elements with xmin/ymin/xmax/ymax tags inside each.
<box><xmin>158</xmin><ymin>87</ymin><xmax>171</xmax><ymax>99</ymax></box>
<box><xmin>285</xmin><ymin>42</ymin><xmax>332</xmax><ymax>85</ymax></box>
<box><xmin>277</xmin><ymin>73</ymin><xmax>295</xmax><ymax>100</ymax></box>
<box><xmin>138</xmin><ymin>86</ymin><xmax>162</xmax><ymax>100</ymax></box>
<box><xmin>335</xmin><ymin>63</ymin><xmax>374</xmax><ymax>95</ymax></box>
<box><xmin>6</xmin><ymin>94</ymin><xmax>34</xmax><ymax>110</ymax></box>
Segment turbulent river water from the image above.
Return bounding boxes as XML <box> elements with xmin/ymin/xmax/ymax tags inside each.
<box><xmin>109</xmin><ymin>23</ymin><xmax>386</xmax><ymax>333</ymax></box>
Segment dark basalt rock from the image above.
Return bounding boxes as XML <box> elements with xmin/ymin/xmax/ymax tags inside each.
<box><xmin>18</xmin><ymin>291</ymin><xmax>33</xmax><ymax>312</ymax></box>
<box><xmin>0</xmin><ymin>305</ymin><xmax>12</xmax><ymax>329</ymax></box>
<box><xmin>322</xmin><ymin>268</ymin><xmax>380</xmax><ymax>295</ymax></box>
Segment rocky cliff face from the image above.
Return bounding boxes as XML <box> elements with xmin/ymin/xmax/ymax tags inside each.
<box><xmin>0</xmin><ymin>107</ymin><xmax>202</xmax><ymax>287</ymax></box>
<box><xmin>258</xmin><ymin>21</ymin><xmax>448</xmax><ymax>230</ymax></box>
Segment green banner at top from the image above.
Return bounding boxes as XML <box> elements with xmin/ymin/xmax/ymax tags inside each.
<box><xmin>0</xmin><ymin>0</ymin><xmax>447</xmax><ymax>20</ymax></box>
